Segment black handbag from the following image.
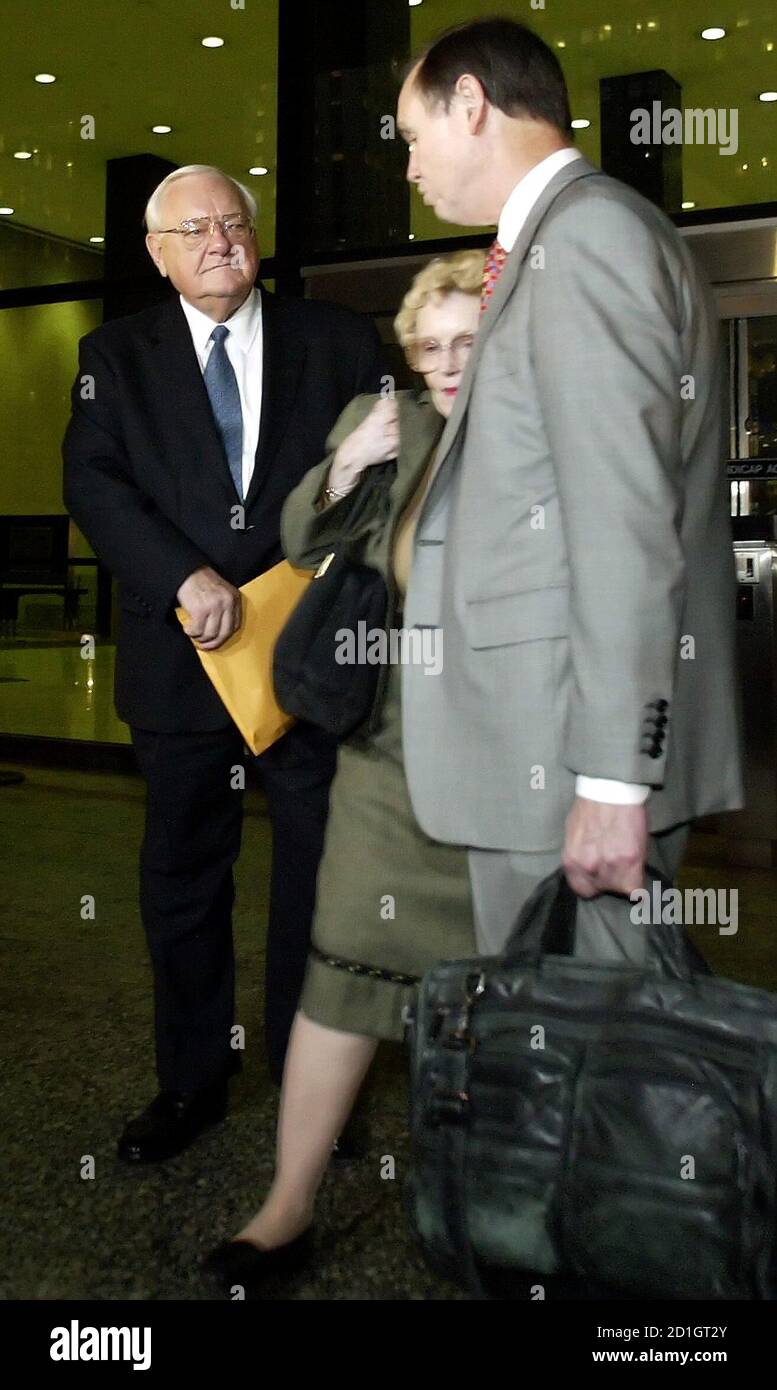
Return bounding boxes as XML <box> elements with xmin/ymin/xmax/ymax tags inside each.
<box><xmin>272</xmin><ymin>545</ymin><xmax>388</xmax><ymax>738</ymax></box>
<box><xmin>406</xmin><ymin>867</ymin><xmax>777</xmax><ymax>1301</ymax></box>
<box><xmin>273</xmin><ymin>456</ymin><xmax>396</xmax><ymax>737</ymax></box>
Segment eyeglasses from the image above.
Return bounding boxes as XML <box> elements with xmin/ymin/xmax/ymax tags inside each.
<box><xmin>412</xmin><ymin>333</ymin><xmax>475</xmax><ymax>372</ymax></box>
<box><xmin>156</xmin><ymin>216</ymin><xmax>255</xmax><ymax>249</ymax></box>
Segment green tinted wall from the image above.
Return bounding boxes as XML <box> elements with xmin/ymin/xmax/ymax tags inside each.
<box><xmin>0</xmin><ymin>300</ymin><xmax>103</xmax><ymax>537</ymax></box>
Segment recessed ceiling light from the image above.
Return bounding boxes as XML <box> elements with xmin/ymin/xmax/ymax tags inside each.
<box><xmin>14</xmin><ymin>150</ymin><xmax>33</xmax><ymax>159</ymax></box>
<box><xmin>0</xmin><ymin>206</ymin><xmax>14</xmax><ymax>215</ymax></box>
<box><xmin>701</xmin><ymin>28</ymin><xmax>726</xmax><ymax>41</ymax></box>
<box><xmin>202</xmin><ymin>36</ymin><xmax>224</xmax><ymax>48</ymax></box>
<box><xmin>409</xmin><ymin>1</ymin><xmax>424</xmax><ymax>8</ymax></box>
<box><xmin>151</xmin><ymin>125</ymin><xmax>172</xmax><ymax>134</ymax></box>
<box><xmin>248</xmin><ymin>165</ymin><xmax>268</xmax><ymax>175</ymax></box>
<box><xmin>35</xmin><ymin>72</ymin><xmax>57</xmax><ymax>83</ymax></box>
<box><xmin>759</xmin><ymin>91</ymin><xmax>777</xmax><ymax>102</ymax></box>
<box><xmin>571</xmin><ymin>118</ymin><xmax>591</xmax><ymax>129</ymax></box>
<box><xmin>89</xmin><ymin>236</ymin><xmax>104</xmax><ymax>244</ymax></box>
<box><xmin>741</xmin><ymin>162</ymin><xmax>749</xmax><ymax>170</ymax></box>
<box><xmin>682</xmin><ymin>201</ymin><xmax>696</xmax><ymax>209</ymax></box>
<box><xmin>557</xmin><ymin>41</ymin><xmax>566</xmax><ymax>49</ymax></box>
<box><xmin>408</xmin><ymin>233</ymin><xmax>415</xmax><ymax>240</ymax></box>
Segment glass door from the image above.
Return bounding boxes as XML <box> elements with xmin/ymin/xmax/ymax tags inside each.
<box><xmin>745</xmin><ymin>315</ymin><xmax>777</xmax><ymax>461</ymax></box>
<box><xmin>716</xmin><ymin>286</ymin><xmax>777</xmax><ymax>520</ymax></box>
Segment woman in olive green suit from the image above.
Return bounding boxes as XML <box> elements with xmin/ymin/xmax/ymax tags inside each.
<box><xmin>206</xmin><ymin>249</ymin><xmax>484</xmax><ymax>1291</ymax></box>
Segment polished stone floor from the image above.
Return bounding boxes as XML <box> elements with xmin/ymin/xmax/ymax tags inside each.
<box><xmin>0</xmin><ymin>763</ymin><xmax>466</xmax><ymax>1300</ymax></box>
<box><xmin>0</xmin><ymin>635</ymin><xmax>128</xmax><ymax>743</ymax></box>
<box><xmin>1</xmin><ymin>744</ymin><xmax>777</xmax><ymax>1300</ymax></box>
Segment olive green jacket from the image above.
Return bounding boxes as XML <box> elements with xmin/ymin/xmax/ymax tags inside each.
<box><xmin>280</xmin><ymin>388</ymin><xmax>443</xmax><ymax>589</ymax></box>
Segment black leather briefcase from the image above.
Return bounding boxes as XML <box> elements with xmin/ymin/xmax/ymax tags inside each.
<box><xmin>406</xmin><ymin>868</ymin><xmax>777</xmax><ymax>1301</ymax></box>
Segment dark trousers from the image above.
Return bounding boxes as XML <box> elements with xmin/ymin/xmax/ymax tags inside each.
<box><xmin>130</xmin><ymin>719</ymin><xmax>336</xmax><ymax>1092</ymax></box>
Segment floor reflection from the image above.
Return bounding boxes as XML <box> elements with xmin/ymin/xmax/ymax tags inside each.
<box><xmin>0</xmin><ymin>637</ymin><xmax>128</xmax><ymax>743</ymax></box>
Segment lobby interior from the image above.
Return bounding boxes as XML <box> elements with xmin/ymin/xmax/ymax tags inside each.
<box><xmin>2</xmin><ymin>0</ymin><xmax>777</xmax><ymax>1300</ymax></box>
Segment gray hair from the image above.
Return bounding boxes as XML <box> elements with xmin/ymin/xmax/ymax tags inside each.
<box><xmin>144</xmin><ymin>164</ymin><xmax>257</xmax><ymax>231</ymax></box>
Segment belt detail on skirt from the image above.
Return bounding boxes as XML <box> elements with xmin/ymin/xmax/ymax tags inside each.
<box><xmin>309</xmin><ymin>943</ymin><xmax>421</xmax><ymax>987</ymax></box>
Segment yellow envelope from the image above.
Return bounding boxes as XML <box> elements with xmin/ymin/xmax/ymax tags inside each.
<box><xmin>176</xmin><ymin>560</ymin><xmax>314</xmax><ymax>755</ymax></box>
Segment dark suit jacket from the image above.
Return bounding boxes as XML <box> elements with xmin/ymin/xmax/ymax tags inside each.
<box><xmin>62</xmin><ymin>285</ymin><xmax>386</xmax><ymax>732</ymax></box>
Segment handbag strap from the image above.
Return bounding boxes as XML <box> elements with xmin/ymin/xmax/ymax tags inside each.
<box><xmin>341</xmin><ymin>456</ymin><xmax>398</xmax><ymax>554</ymax></box>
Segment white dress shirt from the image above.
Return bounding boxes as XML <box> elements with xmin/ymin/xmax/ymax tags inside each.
<box><xmin>497</xmin><ymin>148</ymin><xmax>649</xmax><ymax>807</ymax></box>
<box><xmin>180</xmin><ymin>287</ymin><xmax>263</xmax><ymax>499</ymax></box>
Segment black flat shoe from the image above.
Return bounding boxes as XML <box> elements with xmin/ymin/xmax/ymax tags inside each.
<box><xmin>330</xmin><ymin>1113</ymin><xmax>366</xmax><ymax>1167</ymax></box>
<box><xmin>204</xmin><ymin>1228</ymin><xmax>314</xmax><ymax>1297</ymax></box>
<box><xmin>117</xmin><ymin>1081</ymin><xmax>229</xmax><ymax>1164</ymax></box>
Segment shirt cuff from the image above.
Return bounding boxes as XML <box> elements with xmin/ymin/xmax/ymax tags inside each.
<box><xmin>575</xmin><ymin>775</ymin><xmax>650</xmax><ymax>805</ymax></box>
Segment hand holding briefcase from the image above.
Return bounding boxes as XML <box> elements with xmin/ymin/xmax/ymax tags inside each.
<box><xmin>407</xmin><ymin>868</ymin><xmax>777</xmax><ymax>1301</ymax></box>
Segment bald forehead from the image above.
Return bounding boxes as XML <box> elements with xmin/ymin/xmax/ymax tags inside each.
<box><xmin>397</xmin><ymin>63</ymin><xmax>443</xmax><ymax>135</ymax></box>
<box><xmin>160</xmin><ymin>176</ymin><xmax>248</xmax><ymax>224</ymax></box>
<box><xmin>398</xmin><ymin>61</ymin><xmax>420</xmax><ymax>106</ymax></box>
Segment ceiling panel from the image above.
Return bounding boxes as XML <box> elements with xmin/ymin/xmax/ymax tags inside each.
<box><xmin>0</xmin><ymin>0</ymin><xmax>774</xmax><ymax>264</ymax></box>
<box><xmin>410</xmin><ymin>0</ymin><xmax>777</xmax><ymax>240</ymax></box>
<box><xmin>0</xmin><ymin>0</ymin><xmax>278</xmax><ymax>253</ymax></box>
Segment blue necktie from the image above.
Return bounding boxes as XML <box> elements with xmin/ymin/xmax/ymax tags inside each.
<box><xmin>203</xmin><ymin>324</ymin><xmax>244</xmax><ymax>501</ymax></box>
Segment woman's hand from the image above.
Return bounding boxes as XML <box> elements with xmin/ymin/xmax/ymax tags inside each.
<box><xmin>326</xmin><ymin>398</ymin><xmax>400</xmax><ymax>495</ymax></box>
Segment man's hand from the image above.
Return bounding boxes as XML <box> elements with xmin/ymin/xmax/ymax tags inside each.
<box><xmin>176</xmin><ymin>566</ymin><xmax>242</xmax><ymax>651</ymax></box>
<box><xmin>562</xmin><ymin>797</ymin><xmax>649</xmax><ymax>898</ymax></box>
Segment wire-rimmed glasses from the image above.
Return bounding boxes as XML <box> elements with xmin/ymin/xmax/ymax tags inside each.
<box><xmin>156</xmin><ymin>216</ymin><xmax>255</xmax><ymax>249</ymax></box>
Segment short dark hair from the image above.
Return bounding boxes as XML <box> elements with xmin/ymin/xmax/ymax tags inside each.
<box><xmin>407</xmin><ymin>17</ymin><xmax>572</xmax><ymax>134</ymax></box>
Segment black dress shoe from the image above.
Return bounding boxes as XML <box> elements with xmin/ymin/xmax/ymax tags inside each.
<box><xmin>204</xmin><ymin>1228</ymin><xmax>314</xmax><ymax>1297</ymax></box>
<box><xmin>117</xmin><ymin>1081</ymin><xmax>229</xmax><ymax>1163</ymax></box>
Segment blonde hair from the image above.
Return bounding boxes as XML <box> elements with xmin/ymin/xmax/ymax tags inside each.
<box><xmin>393</xmin><ymin>248</ymin><xmax>485</xmax><ymax>359</ymax></box>
<box><xmin>144</xmin><ymin>165</ymin><xmax>257</xmax><ymax>231</ymax></box>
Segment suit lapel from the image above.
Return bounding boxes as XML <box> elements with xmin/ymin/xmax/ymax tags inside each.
<box><xmin>424</xmin><ymin>156</ymin><xmax>601</xmax><ymax>496</ymax></box>
<box><xmin>145</xmin><ymin>298</ymin><xmax>237</xmax><ymax>505</ymax></box>
<box><xmin>243</xmin><ymin>285</ymin><xmax>307</xmax><ymax>509</ymax></box>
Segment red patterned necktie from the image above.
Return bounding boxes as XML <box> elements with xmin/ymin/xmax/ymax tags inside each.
<box><xmin>481</xmin><ymin>237</ymin><xmax>508</xmax><ymax>313</ymax></box>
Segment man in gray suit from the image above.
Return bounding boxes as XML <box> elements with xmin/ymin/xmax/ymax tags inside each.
<box><xmin>396</xmin><ymin>18</ymin><xmax>743</xmax><ymax>957</ymax></box>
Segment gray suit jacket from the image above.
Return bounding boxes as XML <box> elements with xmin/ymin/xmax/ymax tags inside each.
<box><xmin>402</xmin><ymin>155</ymin><xmax>744</xmax><ymax>853</ymax></box>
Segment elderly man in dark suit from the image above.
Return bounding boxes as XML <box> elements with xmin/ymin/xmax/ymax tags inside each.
<box><xmin>63</xmin><ymin>164</ymin><xmax>384</xmax><ymax>1161</ymax></box>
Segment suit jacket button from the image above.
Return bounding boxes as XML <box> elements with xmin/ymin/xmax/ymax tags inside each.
<box><xmin>654</xmin><ymin>699</ymin><xmax>669</xmax><ymax>711</ymax></box>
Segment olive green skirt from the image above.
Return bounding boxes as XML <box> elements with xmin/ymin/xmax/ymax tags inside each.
<box><xmin>299</xmin><ymin>660</ymin><xmax>476</xmax><ymax>1041</ymax></box>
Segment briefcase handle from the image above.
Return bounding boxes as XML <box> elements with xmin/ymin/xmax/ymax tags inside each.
<box><xmin>502</xmin><ymin>865</ymin><xmax>710</xmax><ymax>982</ymax></box>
